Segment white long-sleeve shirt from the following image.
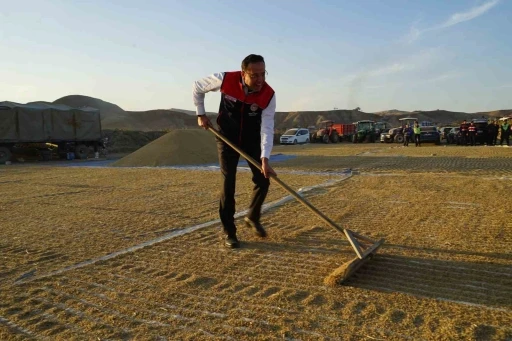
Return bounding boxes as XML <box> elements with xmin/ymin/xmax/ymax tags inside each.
<box><xmin>192</xmin><ymin>72</ymin><xmax>276</xmax><ymax>159</ymax></box>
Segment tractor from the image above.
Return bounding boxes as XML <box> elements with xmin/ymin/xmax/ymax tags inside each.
<box><xmin>310</xmin><ymin>120</ymin><xmax>339</xmax><ymax>143</ymax></box>
<box><xmin>352</xmin><ymin>120</ymin><xmax>377</xmax><ymax>143</ymax></box>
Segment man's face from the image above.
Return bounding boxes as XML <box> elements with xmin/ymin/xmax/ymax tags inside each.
<box><xmin>242</xmin><ymin>62</ymin><xmax>266</xmax><ymax>92</ymax></box>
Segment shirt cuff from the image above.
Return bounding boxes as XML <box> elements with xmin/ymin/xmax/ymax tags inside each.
<box><xmin>261</xmin><ymin>148</ymin><xmax>271</xmax><ymax>159</ymax></box>
<box><xmin>196</xmin><ymin>106</ymin><xmax>206</xmax><ymax>116</ymax></box>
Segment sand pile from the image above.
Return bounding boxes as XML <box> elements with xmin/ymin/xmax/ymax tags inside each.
<box><xmin>112</xmin><ymin>129</ymin><xmax>219</xmax><ymax>167</ymax></box>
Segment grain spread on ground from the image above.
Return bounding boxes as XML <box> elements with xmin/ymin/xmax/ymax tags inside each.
<box><xmin>1</xmin><ymin>143</ymin><xmax>511</xmax><ymax>340</ymax></box>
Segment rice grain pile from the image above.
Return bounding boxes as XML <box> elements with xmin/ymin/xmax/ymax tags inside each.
<box><xmin>112</xmin><ymin>129</ymin><xmax>219</xmax><ymax>167</ymax></box>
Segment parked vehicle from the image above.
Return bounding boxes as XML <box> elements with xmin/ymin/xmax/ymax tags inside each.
<box><xmin>470</xmin><ymin>118</ymin><xmax>488</xmax><ymax>145</ymax></box>
<box><xmin>352</xmin><ymin>120</ymin><xmax>378</xmax><ymax>143</ymax></box>
<box><xmin>331</xmin><ymin>123</ymin><xmax>356</xmax><ymax>142</ymax></box>
<box><xmin>447</xmin><ymin>119</ymin><xmax>488</xmax><ymax>145</ymax></box>
<box><xmin>374</xmin><ymin>121</ymin><xmax>391</xmax><ymax>136</ymax></box>
<box><xmin>438</xmin><ymin>126</ymin><xmax>456</xmax><ymax>141</ymax></box>
<box><xmin>280</xmin><ymin>128</ymin><xmax>310</xmax><ymax>145</ymax></box>
<box><xmin>380</xmin><ymin>117</ymin><xmax>419</xmax><ymax>143</ymax></box>
<box><xmin>310</xmin><ymin>120</ymin><xmax>339</xmax><ymax>143</ymax></box>
<box><xmin>418</xmin><ymin>125</ymin><xmax>441</xmax><ymax>144</ymax></box>
<box><xmin>0</xmin><ymin>101</ymin><xmax>104</xmax><ymax>163</ymax></box>
<box><xmin>447</xmin><ymin>127</ymin><xmax>460</xmax><ymax>144</ymax></box>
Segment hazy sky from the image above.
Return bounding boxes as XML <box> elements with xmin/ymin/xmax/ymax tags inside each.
<box><xmin>1</xmin><ymin>0</ymin><xmax>510</xmax><ymax>113</ymax></box>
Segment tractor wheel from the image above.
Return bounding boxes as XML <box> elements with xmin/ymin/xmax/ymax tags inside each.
<box><xmin>0</xmin><ymin>146</ymin><xmax>12</xmax><ymax>163</ymax></box>
<box><xmin>75</xmin><ymin>144</ymin><xmax>89</xmax><ymax>159</ymax></box>
<box><xmin>331</xmin><ymin>132</ymin><xmax>339</xmax><ymax>143</ymax></box>
<box><xmin>352</xmin><ymin>135</ymin><xmax>358</xmax><ymax>143</ymax></box>
<box><xmin>395</xmin><ymin>135</ymin><xmax>404</xmax><ymax>144</ymax></box>
<box><xmin>322</xmin><ymin>134</ymin><xmax>330</xmax><ymax>143</ymax></box>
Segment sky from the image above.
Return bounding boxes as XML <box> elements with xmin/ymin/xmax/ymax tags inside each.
<box><xmin>1</xmin><ymin>0</ymin><xmax>511</xmax><ymax>113</ymax></box>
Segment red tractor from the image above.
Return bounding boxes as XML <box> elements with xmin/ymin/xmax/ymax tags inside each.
<box><xmin>310</xmin><ymin>120</ymin><xmax>340</xmax><ymax>143</ymax></box>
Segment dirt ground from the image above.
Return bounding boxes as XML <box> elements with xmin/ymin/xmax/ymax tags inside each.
<box><xmin>1</xmin><ymin>143</ymin><xmax>511</xmax><ymax>340</ymax></box>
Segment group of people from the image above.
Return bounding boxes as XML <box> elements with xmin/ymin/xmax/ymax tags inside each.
<box><xmin>402</xmin><ymin>121</ymin><xmax>422</xmax><ymax>147</ymax></box>
<box><xmin>459</xmin><ymin>119</ymin><xmax>510</xmax><ymax>146</ymax></box>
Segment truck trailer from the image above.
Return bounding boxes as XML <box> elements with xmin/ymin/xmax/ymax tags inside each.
<box><xmin>0</xmin><ymin>101</ymin><xmax>104</xmax><ymax>163</ymax></box>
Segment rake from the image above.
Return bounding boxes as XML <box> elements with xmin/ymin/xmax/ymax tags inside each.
<box><xmin>208</xmin><ymin>127</ymin><xmax>384</xmax><ymax>286</ymax></box>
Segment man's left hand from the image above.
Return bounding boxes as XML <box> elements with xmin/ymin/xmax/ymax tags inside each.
<box><xmin>261</xmin><ymin>157</ymin><xmax>276</xmax><ymax>178</ymax></box>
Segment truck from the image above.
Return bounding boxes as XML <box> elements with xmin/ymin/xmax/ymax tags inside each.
<box><xmin>0</xmin><ymin>101</ymin><xmax>104</xmax><ymax>163</ymax></box>
<box><xmin>331</xmin><ymin>123</ymin><xmax>356</xmax><ymax>142</ymax></box>
<box><xmin>310</xmin><ymin>121</ymin><xmax>357</xmax><ymax>143</ymax></box>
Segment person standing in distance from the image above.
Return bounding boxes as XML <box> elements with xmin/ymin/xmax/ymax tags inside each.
<box><xmin>192</xmin><ymin>54</ymin><xmax>277</xmax><ymax>249</ymax></box>
<box><xmin>413</xmin><ymin>121</ymin><xmax>421</xmax><ymax>147</ymax></box>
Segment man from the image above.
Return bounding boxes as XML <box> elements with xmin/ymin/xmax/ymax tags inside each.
<box><xmin>468</xmin><ymin>121</ymin><xmax>477</xmax><ymax>146</ymax></box>
<box><xmin>459</xmin><ymin>120</ymin><xmax>468</xmax><ymax>146</ymax></box>
<box><xmin>500</xmin><ymin>119</ymin><xmax>510</xmax><ymax>146</ymax></box>
<box><xmin>487</xmin><ymin>120</ymin><xmax>496</xmax><ymax>146</ymax></box>
<box><xmin>403</xmin><ymin>124</ymin><xmax>411</xmax><ymax>146</ymax></box>
<box><xmin>193</xmin><ymin>54</ymin><xmax>277</xmax><ymax>248</ymax></box>
<box><xmin>413</xmin><ymin>121</ymin><xmax>421</xmax><ymax>147</ymax></box>
<box><xmin>493</xmin><ymin>119</ymin><xmax>500</xmax><ymax>145</ymax></box>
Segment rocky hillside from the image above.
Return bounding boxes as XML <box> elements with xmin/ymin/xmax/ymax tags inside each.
<box><xmin>53</xmin><ymin>95</ymin><xmax>512</xmax><ymax>132</ymax></box>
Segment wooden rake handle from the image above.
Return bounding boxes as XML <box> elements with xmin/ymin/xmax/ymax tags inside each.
<box><xmin>207</xmin><ymin>127</ymin><xmax>347</xmax><ymax>236</ymax></box>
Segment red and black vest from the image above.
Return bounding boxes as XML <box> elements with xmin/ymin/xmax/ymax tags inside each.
<box><xmin>217</xmin><ymin>71</ymin><xmax>275</xmax><ymax>147</ymax></box>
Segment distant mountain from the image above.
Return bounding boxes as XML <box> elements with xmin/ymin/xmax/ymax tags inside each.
<box><xmin>54</xmin><ymin>95</ymin><xmax>125</xmax><ymax>119</ymax></box>
<box><xmin>54</xmin><ymin>95</ymin><xmax>197</xmax><ymax>131</ymax></box>
<box><xmin>373</xmin><ymin>109</ymin><xmax>413</xmax><ymax>117</ymax></box>
<box><xmin>50</xmin><ymin>94</ymin><xmax>512</xmax><ymax>132</ymax></box>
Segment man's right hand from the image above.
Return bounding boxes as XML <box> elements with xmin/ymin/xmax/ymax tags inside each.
<box><xmin>197</xmin><ymin>115</ymin><xmax>212</xmax><ymax>130</ymax></box>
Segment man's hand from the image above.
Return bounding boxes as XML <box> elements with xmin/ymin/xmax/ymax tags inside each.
<box><xmin>261</xmin><ymin>157</ymin><xmax>276</xmax><ymax>178</ymax></box>
<box><xmin>197</xmin><ymin>115</ymin><xmax>212</xmax><ymax>130</ymax></box>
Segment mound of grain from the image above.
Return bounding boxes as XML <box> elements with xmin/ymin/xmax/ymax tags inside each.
<box><xmin>112</xmin><ymin>129</ymin><xmax>218</xmax><ymax>167</ymax></box>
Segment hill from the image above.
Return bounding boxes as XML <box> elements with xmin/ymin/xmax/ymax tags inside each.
<box><xmin>54</xmin><ymin>95</ymin><xmax>125</xmax><ymax>124</ymax></box>
<box><xmin>54</xmin><ymin>95</ymin><xmax>200</xmax><ymax>131</ymax></box>
<box><xmin>52</xmin><ymin>95</ymin><xmax>511</xmax><ymax>132</ymax></box>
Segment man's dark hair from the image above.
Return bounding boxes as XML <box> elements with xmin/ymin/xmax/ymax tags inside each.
<box><xmin>241</xmin><ymin>54</ymin><xmax>265</xmax><ymax>70</ymax></box>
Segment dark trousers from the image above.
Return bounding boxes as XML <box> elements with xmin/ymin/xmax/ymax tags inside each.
<box><xmin>403</xmin><ymin>135</ymin><xmax>410</xmax><ymax>146</ymax></box>
<box><xmin>493</xmin><ymin>133</ymin><xmax>498</xmax><ymax>145</ymax></box>
<box><xmin>460</xmin><ymin>132</ymin><xmax>467</xmax><ymax>145</ymax></box>
<box><xmin>487</xmin><ymin>133</ymin><xmax>494</xmax><ymax>146</ymax></box>
<box><xmin>217</xmin><ymin>139</ymin><xmax>270</xmax><ymax>237</ymax></box>
<box><xmin>469</xmin><ymin>132</ymin><xmax>476</xmax><ymax>146</ymax></box>
<box><xmin>501</xmin><ymin>133</ymin><xmax>510</xmax><ymax>146</ymax></box>
<box><xmin>414</xmin><ymin>134</ymin><xmax>421</xmax><ymax>146</ymax></box>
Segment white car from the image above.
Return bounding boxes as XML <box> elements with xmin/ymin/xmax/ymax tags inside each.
<box><xmin>280</xmin><ymin>128</ymin><xmax>310</xmax><ymax>145</ymax></box>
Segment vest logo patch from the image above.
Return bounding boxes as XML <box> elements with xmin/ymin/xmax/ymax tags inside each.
<box><xmin>250</xmin><ymin>103</ymin><xmax>259</xmax><ymax>112</ymax></box>
<box><xmin>225</xmin><ymin>95</ymin><xmax>237</xmax><ymax>102</ymax></box>
<box><xmin>248</xmin><ymin>112</ymin><xmax>258</xmax><ymax>116</ymax></box>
